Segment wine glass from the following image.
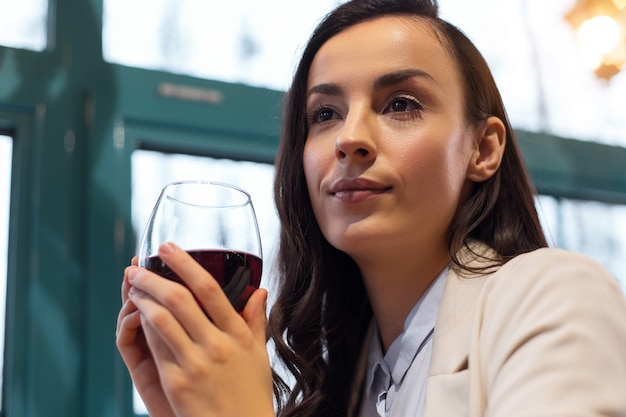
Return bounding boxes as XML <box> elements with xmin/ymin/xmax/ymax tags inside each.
<box><xmin>137</xmin><ymin>180</ymin><xmax>263</xmax><ymax>313</ymax></box>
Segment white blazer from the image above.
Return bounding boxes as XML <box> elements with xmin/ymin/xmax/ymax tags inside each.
<box><xmin>350</xmin><ymin>244</ymin><xmax>626</xmax><ymax>416</ymax></box>
<box><xmin>424</xmin><ymin>245</ymin><xmax>626</xmax><ymax>416</ymax></box>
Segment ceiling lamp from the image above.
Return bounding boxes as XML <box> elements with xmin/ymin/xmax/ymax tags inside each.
<box><xmin>566</xmin><ymin>0</ymin><xmax>626</xmax><ymax>80</ymax></box>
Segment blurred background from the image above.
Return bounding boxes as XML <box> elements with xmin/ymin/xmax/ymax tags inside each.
<box><xmin>1</xmin><ymin>0</ymin><xmax>625</xmax><ymax>416</ymax></box>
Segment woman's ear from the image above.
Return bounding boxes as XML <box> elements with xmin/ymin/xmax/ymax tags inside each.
<box><xmin>467</xmin><ymin>116</ymin><xmax>506</xmax><ymax>182</ymax></box>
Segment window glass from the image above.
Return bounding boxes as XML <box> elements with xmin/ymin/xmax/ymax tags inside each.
<box><xmin>439</xmin><ymin>0</ymin><xmax>626</xmax><ymax>147</ymax></box>
<box><xmin>103</xmin><ymin>0</ymin><xmax>626</xmax><ymax>146</ymax></box>
<box><xmin>131</xmin><ymin>149</ymin><xmax>278</xmax><ymax>415</ymax></box>
<box><xmin>536</xmin><ymin>195</ymin><xmax>626</xmax><ymax>291</ymax></box>
<box><xmin>103</xmin><ymin>0</ymin><xmax>347</xmax><ymax>91</ymax></box>
<box><xmin>0</xmin><ymin>134</ymin><xmax>13</xmax><ymax>410</ymax></box>
<box><xmin>0</xmin><ymin>0</ymin><xmax>48</xmax><ymax>50</ymax></box>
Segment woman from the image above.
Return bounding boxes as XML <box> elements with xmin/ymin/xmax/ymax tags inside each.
<box><xmin>116</xmin><ymin>0</ymin><xmax>626</xmax><ymax>416</ymax></box>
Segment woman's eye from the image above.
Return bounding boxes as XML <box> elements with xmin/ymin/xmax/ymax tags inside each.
<box><xmin>318</xmin><ymin>109</ymin><xmax>335</xmax><ymax>122</ymax></box>
<box><xmin>385</xmin><ymin>97</ymin><xmax>422</xmax><ymax>113</ymax></box>
<box><xmin>308</xmin><ymin>106</ymin><xmax>340</xmax><ymax>124</ymax></box>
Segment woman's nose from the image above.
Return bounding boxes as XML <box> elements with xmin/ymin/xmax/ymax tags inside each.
<box><xmin>335</xmin><ymin>107</ymin><xmax>377</xmax><ymax>162</ymax></box>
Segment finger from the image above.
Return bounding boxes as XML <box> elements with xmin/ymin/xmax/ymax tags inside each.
<box><xmin>140</xmin><ymin>313</ymin><xmax>180</xmax><ymax>375</ymax></box>
<box><xmin>122</xmin><ymin>265</ymin><xmax>138</xmax><ymax>304</ymax></box>
<box><xmin>157</xmin><ymin>242</ymin><xmax>239</xmax><ymax>330</ymax></box>
<box><xmin>130</xmin><ymin>286</ymin><xmax>197</xmax><ymax>364</ymax></box>
<box><xmin>116</xmin><ymin>297</ymin><xmax>138</xmax><ymax>336</ymax></box>
<box><xmin>242</xmin><ymin>288</ymin><xmax>269</xmax><ymax>346</ymax></box>
<box><xmin>116</xmin><ymin>307</ymin><xmax>146</xmax><ymax>365</ymax></box>
<box><xmin>128</xmin><ymin>267</ymin><xmax>221</xmax><ymax>343</ymax></box>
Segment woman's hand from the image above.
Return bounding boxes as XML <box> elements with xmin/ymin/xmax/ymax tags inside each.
<box><xmin>116</xmin><ymin>243</ymin><xmax>274</xmax><ymax>417</ymax></box>
<box><xmin>116</xmin><ymin>256</ymin><xmax>176</xmax><ymax>417</ymax></box>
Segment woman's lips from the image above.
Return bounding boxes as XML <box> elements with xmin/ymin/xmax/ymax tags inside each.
<box><xmin>330</xmin><ymin>178</ymin><xmax>391</xmax><ymax>203</ymax></box>
<box><xmin>333</xmin><ymin>188</ymin><xmax>388</xmax><ymax>202</ymax></box>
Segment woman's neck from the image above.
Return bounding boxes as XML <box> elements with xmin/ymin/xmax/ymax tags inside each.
<box><xmin>356</xmin><ymin>244</ymin><xmax>449</xmax><ymax>352</ymax></box>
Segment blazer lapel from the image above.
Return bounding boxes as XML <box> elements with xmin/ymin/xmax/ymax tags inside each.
<box><xmin>429</xmin><ymin>242</ymin><xmax>497</xmax><ymax>375</ymax></box>
<box><xmin>423</xmin><ymin>243</ymin><xmax>497</xmax><ymax>416</ymax></box>
<box><xmin>428</xmin><ymin>265</ymin><xmax>487</xmax><ymax>374</ymax></box>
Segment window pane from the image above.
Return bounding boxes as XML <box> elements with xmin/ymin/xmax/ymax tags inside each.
<box><xmin>536</xmin><ymin>195</ymin><xmax>626</xmax><ymax>291</ymax></box>
<box><xmin>0</xmin><ymin>134</ymin><xmax>13</xmax><ymax>410</ymax></box>
<box><xmin>103</xmin><ymin>0</ymin><xmax>346</xmax><ymax>91</ymax></box>
<box><xmin>439</xmin><ymin>0</ymin><xmax>626</xmax><ymax>147</ymax></box>
<box><xmin>131</xmin><ymin>149</ymin><xmax>278</xmax><ymax>415</ymax></box>
<box><xmin>103</xmin><ymin>0</ymin><xmax>626</xmax><ymax>145</ymax></box>
<box><xmin>0</xmin><ymin>0</ymin><xmax>48</xmax><ymax>51</ymax></box>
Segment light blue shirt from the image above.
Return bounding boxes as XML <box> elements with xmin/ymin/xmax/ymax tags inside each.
<box><xmin>359</xmin><ymin>267</ymin><xmax>448</xmax><ymax>417</ymax></box>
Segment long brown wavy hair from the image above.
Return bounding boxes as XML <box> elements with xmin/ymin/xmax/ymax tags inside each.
<box><xmin>269</xmin><ymin>0</ymin><xmax>548</xmax><ymax>415</ymax></box>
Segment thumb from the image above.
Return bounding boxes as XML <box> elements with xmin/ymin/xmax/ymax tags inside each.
<box><xmin>243</xmin><ymin>288</ymin><xmax>269</xmax><ymax>344</ymax></box>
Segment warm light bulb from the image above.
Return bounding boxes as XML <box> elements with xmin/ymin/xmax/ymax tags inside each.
<box><xmin>612</xmin><ymin>0</ymin><xmax>626</xmax><ymax>9</ymax></box>
<box><xmin>577</xmin><ymin>15</ymin><xmax>622</xmax><ymax>68</ymax></box>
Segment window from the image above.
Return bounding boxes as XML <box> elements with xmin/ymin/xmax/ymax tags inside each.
<box><xmin>439</xmin><ymin>0</ymin><xmax>626</xmax><ymax>147</ymax></box>
<box><xmin>103</xmin><ymin>0</ymin><xmax>347</xmax><ymax>91</ymax></box>
<box><xmin>0</xmin><ymin>134</ymin><xmax>13</xmax><ymax>411</ymax></box>
<box><xmin>0</xmin><ymin>0</ymin><xmax>48</xmax><ymax>50</ymax></box>
<box><xmin>537</xmin><ymin>195</ymin><xmax>626</xmax><ymax>291</ymax></box>
<box><xmin>131</xmin><ymin>149</ymin><xmax>279</xmax><ymax>415</ymax></box>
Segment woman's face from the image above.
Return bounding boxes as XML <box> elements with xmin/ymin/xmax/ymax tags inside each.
<box><xmin>303</xmin><ymin>16</ymin><xmax>478</xmax><ymax>263</ymax></box>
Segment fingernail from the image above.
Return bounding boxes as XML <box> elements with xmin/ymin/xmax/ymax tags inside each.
<box><xmin>160</xmin><ymin>242</ymin><xmax>175</xmax><ymax>254</ymax></box>
<box><xmin>128</xmin><ymin>267</ymin><xmax>138</xmax><ymax>283</ymax></box>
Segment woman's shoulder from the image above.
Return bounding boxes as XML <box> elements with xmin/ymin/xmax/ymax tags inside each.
<box><xmin>500</xmin><ymin>247</ymin><xmax>616</xmax><ymax>282</ymax></box>
<box><xmin>485</xmin><ymin>246</ymin><xmax>625</xmax><ymax>308</ymax></box>
<box><xmin>503</xmin><ymin>246</ymin><xmax>598</xmax><ymax>268</ymax></box>
<box><xmin>454</xmin><ymin>242</ymin><xmax>622</xmax><ymax>293</ymax></box>
<box><xmin>456</xmin><ymin>251</ymin><xmax>626</xmax><ymax>417</ymax></box>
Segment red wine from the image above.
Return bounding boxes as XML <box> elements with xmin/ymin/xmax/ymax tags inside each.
<box><xmin>145</xmin><ymin>249</ymin><xmax>262</xmax><ymax>313</ymax></box>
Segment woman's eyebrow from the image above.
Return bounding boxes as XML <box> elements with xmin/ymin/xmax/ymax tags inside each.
<box><xmin>307</xmin><ymin>83</ymin><xmax>343</xmax><ymax>98</ymax></box>
<box><xmin>306</xmin><ymin>69</ymin><xmax>435</xmax><ymax>98</ymax></box>
<box><xmin>373</xmin><ymin>68</ymin><xmax>436</xmax><ymax>89</ymax></box>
